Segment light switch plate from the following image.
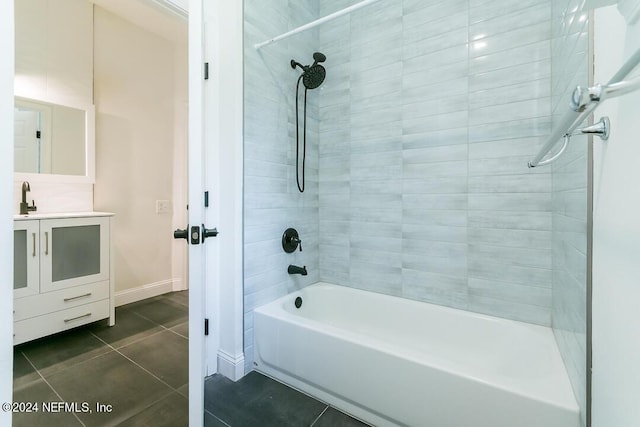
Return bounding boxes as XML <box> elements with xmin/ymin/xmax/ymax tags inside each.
<box><xmin>156</xmin><ymin>200</ymin><xmax>171</xmax><ymax>214</ymax></box>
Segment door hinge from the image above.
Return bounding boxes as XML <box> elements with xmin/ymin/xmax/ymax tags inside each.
<box><xmin>204</xmin><ymin>191</ymin><xmax>209</xmax><ymax>207</ymax></box>
<box><xmin>204</xmin><ymin>62</ymin><xmax>209</xmax><ymax>80</ymax></box>
<box><xmin>204</xmin><ymin>318</ymin><xmax>209</xmax><ymax>336</ymax></box>
<box><xmin>36</xmin><ymin>130</ymin><xmax>41</xmax><ymax>139</ymax></box>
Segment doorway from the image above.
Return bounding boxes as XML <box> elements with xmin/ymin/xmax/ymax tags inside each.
<box><xmin>10</xmin><ymin>0</ymin><xmax>191</xmax><ymax>425</ymax></box>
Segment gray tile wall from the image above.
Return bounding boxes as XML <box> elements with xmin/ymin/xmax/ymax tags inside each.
<box><xmin>550</xmin><ymin>1</ymin><xmax>590</xmax><ymax>425</ymax></box>
<box><xmin>243</xmin><ymin>0</ymin><xmax>320</xmax><ymax>372</ymax></box>
<box><xmin>318</xmin><ymin>0</ymin><xmax>554</xmax><ymax>324</ymax></box>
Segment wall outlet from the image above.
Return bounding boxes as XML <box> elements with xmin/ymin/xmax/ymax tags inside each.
<box><xmin>156</xmin><ymin>200</ymin><xmax>171</xmax><ymax>214</ymax></box>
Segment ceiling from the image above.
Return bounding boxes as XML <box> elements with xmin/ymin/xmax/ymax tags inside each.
<box><xmin>88</xmin><ymin>0</ymin><xmax>187</xmax><ymax>43</ymax></box>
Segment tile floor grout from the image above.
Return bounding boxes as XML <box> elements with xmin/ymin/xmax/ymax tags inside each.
<box><xmin>19</xmin><ymin>351</ymin><xmax>88</xmax><ymax>427</ymax></box>
<box><xmin>309</xmin><ymin>405</ymin><xmax>330</xmax><ymax>427</ymax></box>
<box><xmin>205</xmin><ymin>409</ymin><xmax>232</xmax><ymax>427</ymax></box>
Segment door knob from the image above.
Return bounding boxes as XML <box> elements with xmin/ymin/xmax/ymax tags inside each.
<box><xmin>202</xmin><ymin>225</ymin><xmax>219</xmax><ymax>240</ymax></box>
<box><xmin>174</xmin><ymin>227</ymin><xmax>189</xmax><ymax>240</ymax></box>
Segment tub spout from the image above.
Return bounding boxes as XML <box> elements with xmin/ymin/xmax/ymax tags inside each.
<box><xmin>288</xmin><ymin>265</ymin><xmax>307</xmax><ymax>276</ymax></box>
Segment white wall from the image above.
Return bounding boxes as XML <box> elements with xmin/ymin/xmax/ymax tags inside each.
<box><xmin>0</xmin><ymin>1</ymin><xmax>15</xmax><ymax>424</ymax></box>
<box><xmin>93</xmin><ymin>5</ymin><xmax>188</xmax><ymax>298</ymax></box>
<box><xmin>51</xmin><ymin>105</ymin><xmax>86</xmax><ymax>176</ymax></box>
<box><xmin>15</xmin><ymin>0</ymin><xmax>93</xmax><ymax>107</ymax></box>
<box><xmin>592</xmin><ymin>5</ymin><xmax>640</xmax><ymax>426</ymax></box>
<box><xmin>13</xmin><ymin>0</ymin><xmax>94</xmax><ymax>213</ymax></box>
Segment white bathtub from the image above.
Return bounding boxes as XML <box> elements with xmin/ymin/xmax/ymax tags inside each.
<box><xmin>253</xmin><ymin>282</ymin><xmax>580</xmax><ymax>427</ymax></box>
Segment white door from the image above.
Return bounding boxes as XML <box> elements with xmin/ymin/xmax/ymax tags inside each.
<box><xmin>13</xmin><ymin>108</ymin><xmax>39</xmax><ymax>173</ymax></box>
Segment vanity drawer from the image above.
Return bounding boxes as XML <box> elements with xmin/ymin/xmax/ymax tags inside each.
<box><xmin>14</xmin><ymin>300</ymin><xmax>109</xmax><ymax>345</ymax></box>
<box><xmin>14</xmin><ymin>281</ymin><xmax>109</xmax><ymax>321</ymax></box>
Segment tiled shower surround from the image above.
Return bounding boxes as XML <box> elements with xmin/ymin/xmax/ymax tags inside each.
<box><xmin>244</xmin><ymin>0</ymin><xmax>320</xmax><ymax>371</ymax></box>
<box><xmin>244</xmin><ymin>0</ymin><xmax>555</xmax><ymax>366</ymax></box>
<box><xmin>244</xmin><ymin>3</ymin><xmax>589</xmax><ymax>422</ymax></box>
<box><xmin>317</xmin><ymin>0</ymin><xmax>554</xmax><ymax>324</ymax></box>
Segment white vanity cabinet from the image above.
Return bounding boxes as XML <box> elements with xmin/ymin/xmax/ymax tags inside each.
<box><xmin>13</xmin><ymin>213</ymin><xmax>115</xmax><ymax>345</ymax></box>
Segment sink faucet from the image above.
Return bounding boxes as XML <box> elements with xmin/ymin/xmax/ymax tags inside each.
<box><xmin>20</xmin><ymin>182</ymin><xmax>37</xmax><ymax>215</ymax></box>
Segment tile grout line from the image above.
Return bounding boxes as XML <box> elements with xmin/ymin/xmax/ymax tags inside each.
<box><xmin>91</xmin><ymin>323</ymin><xmax>180</xmax><ymax>352</ymax></box>
<box><xmin>309</xmin><ymin>405</ymin><xmax>329</xmax><ymax>427</ymax></box>
<box><xmin>20</xmin><ymin>351</ymin><xmax>87</xmax><ymax>427</ymax></box>
<box><xmin>89</xmin><ymin>331</ymin><xmax>185</xmax><ymax>394</ymax></box>
<box><xmin>121</xmin><ymin>304</ymin><xmax>190</xmax><ymax>340</ymax></box>
<box><xmin>205</xmin><ymin>409</ymin><xmax>232</xmax><ymax>427</ymax></box>
<box><xmin>123</xmin><ymin>305</ymin><xmax>188</xmax><ymax>336</ymax></box>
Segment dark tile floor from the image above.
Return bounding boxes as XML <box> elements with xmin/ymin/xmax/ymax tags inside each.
<box><xmin>204</xmin><ymin>372</ymin><xmax>370</xmax><ymax>427</ymax></box>
<box><xmin>13</xmin><ymin>291</ymin><xmax>189</xmax><ymax>427</ymax></box>
<box><xmin>13</xmin><ymin>290</ymin><xmax>369</xmax><ymax>427</ymax></box>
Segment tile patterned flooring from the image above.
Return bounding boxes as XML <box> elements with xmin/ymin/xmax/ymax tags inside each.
<box><xmin>13</xmin><ymin>291</ymin><xmax>369</xmax><ymax>426</ymax></box>
<box><xmin>13</xmin><ymin>292</ymin><xmax>189</xmax><ymax>427</ymax></box>
<box><xmin>204</xmin><ymin>372</ymin><xmax>370</xmax><ymax>427</ymax></box>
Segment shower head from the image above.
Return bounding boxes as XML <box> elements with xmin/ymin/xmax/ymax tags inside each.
<box><xmin>302</xmin><ymin>64</ymin><xmax>326</xmax><ymax>89</ymax></box>
<box><xmin>312</xmin><ymin>52</ymin><xmax>326</xmax><ymax>65</ymax></box>
<box><xmin>291</xmin><ymin>52</ymin><xmax>327</xmax><ymax>90</ymax></box>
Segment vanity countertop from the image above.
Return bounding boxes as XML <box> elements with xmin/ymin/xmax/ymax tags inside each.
<box><xmin>14</xmin><ymin>211</ymin><xmax>114</xmax><ymax>221</ymax></box>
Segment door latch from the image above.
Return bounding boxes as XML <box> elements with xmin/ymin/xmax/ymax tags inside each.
<box><xmin>190</xmin><ymin>226</ymin><xmax>200</xmax><ymax>244</ymax></box>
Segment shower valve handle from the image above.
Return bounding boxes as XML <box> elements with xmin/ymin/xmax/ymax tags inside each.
<box><xmin>292</xmin><ymin>237</ymin><xmax>302</xmax><ymax>252</ymax></box>
<box><xmin>282</xmin><ymin>228</ymin><xmax>302</xmax><ymax>253</ymax></box>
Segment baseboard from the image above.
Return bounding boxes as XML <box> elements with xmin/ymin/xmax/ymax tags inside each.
<box><xmin>217</xmin><ymin>350</ymin><xmax>245</xmax><ymax>381</ymax></box>
<box><xmin>115</xmin><ymin>278</ymin><xmax>185</xmax><ymax>306</ymax></box>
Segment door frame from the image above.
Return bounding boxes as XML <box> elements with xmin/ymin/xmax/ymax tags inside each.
<box><xmin>0</xmin><ymin>1</ymin><xmax>245</xmax><ymax>424</ymax></box>
<box><xmin>188</xmin><ymin>0</ymin><xmax>245</xmax><ymax>424</ymax></box>
<box><xmin>201</xmin><ymin>0</ymin><xmax>245</xmax><ymax>382</ymax></box>
<box><xmin>0</xmin><ymin>1</ymin><xmax>15</xmax><ymax>425</ymax></box>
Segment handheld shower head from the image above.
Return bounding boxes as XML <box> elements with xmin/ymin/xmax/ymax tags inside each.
<box><xmin>291</xmin><ymin>52</ymin><xmax>327</xmax><ymax>90</ymax></box>
<box><xmin>291</xmin><ymin>52</ymin><xmax>328</xmax><ymax>193</ymax></box>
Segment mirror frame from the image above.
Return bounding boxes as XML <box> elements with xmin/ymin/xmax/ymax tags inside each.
<box><xmin>13</xmin><ymin>96</ymin><xmax>95</xmax><ymax>184</ymax></box>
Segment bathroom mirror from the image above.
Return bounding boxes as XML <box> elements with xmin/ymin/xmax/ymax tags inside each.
<box><xmin>14</xmin><ymin>97</ymin><xmax>95</xmax><ymax>183</ymax></box>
